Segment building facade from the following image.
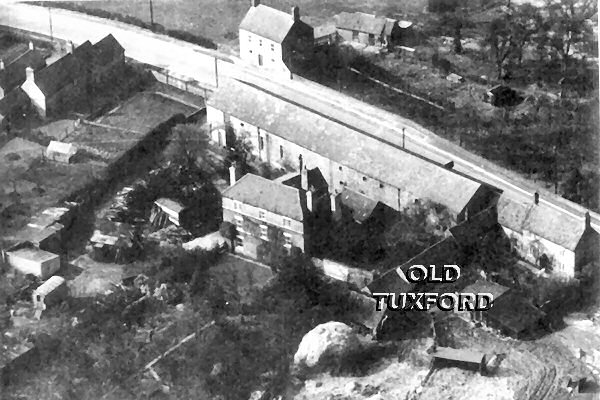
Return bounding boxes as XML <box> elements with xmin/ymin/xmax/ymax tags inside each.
<box><xmin>239</xmin><ymin>0</ymin><xmax>314</xmax><ymax>74</ymax></box>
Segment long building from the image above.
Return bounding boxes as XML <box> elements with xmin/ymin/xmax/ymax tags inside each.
<box><xmin>207</xmin><ymin>78</ymin><xmax>499</xmax><ymax>229</ymax></box>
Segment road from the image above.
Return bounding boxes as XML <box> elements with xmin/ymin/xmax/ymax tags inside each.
<box><xmin>1</xmin><ymin>2</ymin><xmax>598</xmax><ymax>232</ymax></box>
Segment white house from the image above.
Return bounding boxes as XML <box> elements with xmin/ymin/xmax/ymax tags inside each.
<box><xmin>32</xmin><ymin>275</ymin><xmax>68</xmax><ymax>312</ymax></box>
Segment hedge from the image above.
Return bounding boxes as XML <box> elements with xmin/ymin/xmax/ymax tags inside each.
<box><xmin>28</xmin><ymin>2</ymin><xmax>218</xmax><ymax>50</ymax></box>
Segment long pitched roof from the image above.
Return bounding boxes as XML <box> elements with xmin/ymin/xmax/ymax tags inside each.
<box><xmin>222</xmin><ymin>173</ymin><xmax>305</xmax><ymax>221</ymax></box>
<box><xmin>239</xmin><ymin>4</ymin><xmax>297</xmax><ymax>43</ymax></box>
<box><xmin>335</xmin><ymin>12</ymin><xmax>387</xmax><ymax>35</ymax></box>
<box><xmin>497</xmin><ymin>195</ymin><xmax>587</xmax><ymax>251</ymax></box>
<box><xmin>0</xmin><ymin>49</ymin><xmax>46</xmax><ymax>91</ymax></box>
<box><xmin>207</xmin><ymin>79</ymin><xmax>485</xmax><ymax>215</ymax></box>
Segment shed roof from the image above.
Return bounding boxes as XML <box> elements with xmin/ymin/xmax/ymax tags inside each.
<box><xmin>335</xmin><ymin>12</ymin><xmax>387</xmax><ymax>35</ymax></box>
<box><xmin>432</xmin><ymin>347</ymin><xmax>486</xmax><ymax>364</ymax></box>
<box><xmin>46</xmin><ymin>140</ymin><xmax>76</xmax><ymax>155</ymax></box>
<box><xmin>398</xmin><ymin>20</ymin><xmax>413</xmax><ymax>29</ymax></box>
<box><xmin>339</xmin><ymin>188</ymin><xmax>380</xmax><ymax>223</ymax></box>
<box><xmin>498</xmin><ymin>195</ymin><xmax>587</xmax><ymax>251</ymax></box>
<box><xmin>7</xmin><ymin>246</ymin><xmax>59</xmax><ymax>263</ymax></box>
<box><xmin>222</xmin><ymin>173</ymin><xmax>305</xmax><ymax>221</ymax></box>
<box><xmin>207</xmin><ymin>79</ymin><xmax>484</xmax><ymax>215</ymax></box>
<box><xmin>34</xmin><ymin>41</ymin><xmax>91</xmax><ymax>96</ymax></box>
<box><xmin>34</xmin><ymin>275</ymin><xmax>66</xmax><ymax>296</ymax></box>
<box><xmin>239</xmin><ymin>4</ymin><xmax>298</xmax><ymax>43</ymax></box>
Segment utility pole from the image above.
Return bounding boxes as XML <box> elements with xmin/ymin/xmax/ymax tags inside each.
<box><xmin>48</xmin><ymin>6</ymin><xmax>54</xmax><ymax>41</ymax></box>
<box><xmin>402</xmin><ymin>127</ymin><xmax>405</xmax><ymax>148</ymax></box>
<box><xmin>214</xmin><ymin>57</ymin><xmax>219</xmax><ymax>88</ymax></box>
<box><xmin>149</xmin><ymin>0</ymin><xmax>155</xmax><ymax>27</ymax></box>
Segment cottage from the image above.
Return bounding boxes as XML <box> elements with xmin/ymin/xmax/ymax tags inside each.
<box><xmin>21</xmin><ymin>34</ymin><xmax>125</xmax><ymax>117</ymax></box>
<box><xmin>150</xmin><ymin>198</ymin><xmax>185</xmax><ymax>229</ymax></box>
<box><xmin>32</xmin><ymin>275</ymin><xmax>68</xmax><ymax>312</ymax></box>
<box><xmin>221</xmin><ymin>164</ymin><xmax>328</xmax><ymax>263</ymax></box>
<box><xmin>0</xmin><ymin>43</ymin><xmax>46</xmax><ymax>99</ymax></box>
<box><xmin>45</xmin><ymin>140</ymin><xmax>77</xmax><ymax>163</ymax></box>
<box><xmin>206</xmin><ymin>79</ymin><xmax>498</xmax><ymax>226</ymax></box>
<box><xmin>498</xmin><ymin>193</ymin><xmax>599</xmax><ymax>278</ymax></box>
<box><xmin>335</xmin><ymin>12</ymin><xmax>401</xmax><ymax>48</ymax></box>
<box><xmin>239</xmin><ymin>0</ymin><xmax>314</xmax><ymax>74</ymax></box>
<box><xmin>5</xmin><ymin>246</ymin><xmax>60</xmax><ymax>279</ymax></box>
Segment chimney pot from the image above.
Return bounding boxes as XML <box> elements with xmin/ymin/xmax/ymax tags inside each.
<box><xmin>291</xmin><ymin>6</ymin><xmax>300</xmax><ymax>21</ymax></box>
<box><xmin>28</xmin><ymin>41</ymin><xmax>34</xmax><ymax>50</ymax></box>
<box><xmin>0</xmin><ymin>59</ymin><xmax>4</xmax><ymax>71</ymax></box>
<box><xmin>301</xmin><ymin>164</ymin><xmax>308</xmax><ymax>191</ymax></box>
<box><xmin>25</xmin><ymin>66</ymin><xmax>35</xmax><ymax>82</ymax></box>
<box><xmin>251</xmin><ymin>0</ymin><xmax>260</xmax><ymax>7</ymax></box>
<box><xmin>585</xmin><ymin>211</ymin><xmax>591</xmax><ymax>228</ymax></box>
<box><xmin>306</xmin><ymin>190</ymin><xmax>313</xmax><ymax>212</ymax></box>
<box><xmin>534</xmin><ymin>192</ymin><xmax>539</xmax><ymax>205</ymax></box>
<box><xmin>330</xmin><ymin>192</ymin><xmax>341</xmax><ymax>221</ymax></box>
<box><xmin>229</xmin><ymin>164</ymin><xmax>237</xmax><ymax>186</ymax></box>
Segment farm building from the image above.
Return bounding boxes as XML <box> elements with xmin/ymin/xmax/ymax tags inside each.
<box><xmin>89</xmin><ymin>221</ymin><xmax>140</xmax><ymax>263</ymax></box>
<box><xmin>432</xmin><ymin>347</ymin><xmax>488</xmax><ymax>375</ymax></box>
<box><xmin>239</xmin><ymin>0</ymin><xmax>314</xmax><ymax>74</ymax></box>
<box><xmin>150</xmin><ymin>198</ymin><xmax>185</xmax><ymax>229</ymax></box>
<box><xmin>45</xmin><ymin>140</ymin><xmax>77</xmax><ymax>163</ymax></box>
<box><xmin>4</xmin><ymin>245</ymin><xmax>60</xmax><ymax>279</ymax></box>
<box><xmin>335</xmin><ymin>12</ymin><xmax>402</xmax><ymax>48</ymax></box>
<box><xmin>31</xmin><ymin>275</ymin><xmax>68</xmax><ymax>312</ymax></box>
<box><xmin>314</xmin><ymin>24</ymin><xmax>340</xmax><ymax>47</ymax></box>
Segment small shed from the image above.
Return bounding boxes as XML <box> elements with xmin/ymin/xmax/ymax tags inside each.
<box><xmin>150</xmin><ymin>198</ymin><xmax>185</xmax><ymax>229</ymax></box>
<box><xmin>45</xmin><ymin>141</ymin><xmax>77</xmax><ymax>163</ymax></box>
<box><xmin>446</xmin><ymin>73</ymin><xmax>465</xmax><ymax>83</ymax></box>
<box><xmin>484</xmin><ymin>85</ymin><xmax>523</xmax><ymax>107</ymax></box>
<box><xmin>432</xmin><ymin>347</ymin><xmax>488</xmax><ymax>375</ymax></box>
<box><xmin>32</xmin><ymin>275</ymin><xmax>67</xmax><ymax>311</ymax></box>
<box><xmin>6</xmin><ymin>246</ymin><xmax>60</xmax><ymax>279</ymax></box>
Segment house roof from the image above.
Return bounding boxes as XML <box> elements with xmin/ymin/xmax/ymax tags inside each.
<box><xmin>339</xmin><ymin>188</ymin><xmax>380</xmax><ymax>224</ymax></box>
<box><xmin>154</xmin><ymin>198</ymin><xmax>184</xmax><ymax>214</ymax></box>
<box><xmin>498</xmin><ymin>195</ymin><xmax>587</xmax><ymax>251</ymax></box>
<box><xmin>432</xmin><ymin>347</ymin><xmax>486</xmax><ymax>364</ymax></box>
<box><xmin>280</xmin><ymin>167</ymin><xmax>329</xmax><ymax>193</ymax></box>
<box><xmin>207</xmin><ymin>79</ymin><xmax>485</xmax><ymax>216</ymax></box>
<box><xmin>335</xmin><ymin>12</ymin><xmax>387</xmax><ymax>35</ymax></box>
<box><xmin>93</xmin><ymin>34</ymin><xmax>124</xmax><ymax>65</ymax></box>
<box><xmin>46</xmin><ymin>140</ymin><xmax>76</xmax><ymax>156</ymax></box>
<box><xmin>398</xmin><ymin>20</ymin><xmax>413</xmax><ymax>29</ymax></box>
<box><xmin>239</xmin><ymin>4</ymin><xmax>298</xmax><ymax>43</ymax></box>
<box><xmin>33</xmin><ymin>275</ymin><xmax>66</xmax><ymax>296</ymax></box>
<box><xmin>314</xmin><ymin>24</ymin><xmax>338</xmax><ymax>39</ymax></box>
<box><xmin>7</xmin><ymin>246</ymin><xmax>59</xmax><ymax>263</ymax></box>
<box><xmin>0</xmin><ymin>49</ymin><xmax>46</xmax><ymax>91</ymax></box>
<box><xmin>461</xmin><ymin>280</ymin><xmax>510</xmax><ymax>300</ymax></box>
<box><xmin>222</xmin><ymin>173</ymin><xmax>305</xmax><ymax>221</ymax></box>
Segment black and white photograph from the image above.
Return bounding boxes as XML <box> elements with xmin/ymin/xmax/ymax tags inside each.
<box><xmin>0</xmin><ymin>0</ymin><xmax>598</xmax><ymax>398</ymax></box>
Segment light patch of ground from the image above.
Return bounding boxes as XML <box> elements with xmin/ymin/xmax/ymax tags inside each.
<box><xmin>68</xmin><ymin>254</ymin><xmax>124</xmax><ymax>297</ymax></box>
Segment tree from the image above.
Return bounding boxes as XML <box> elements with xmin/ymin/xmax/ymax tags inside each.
<box><xmin>225</xmin><ymin>132</ymin><xmax>254</xmax><ymax>175</ymax></box>
<box><xmin>511</xmin><ymin>4</ymin><xmax>543</xmax><ymax>67</ymax></box>
<box><xmin>545</xmin><ymin>0</ymin><xmax>597</xmax><ymax>74</ymax></box>
<box><xmin>171</xmin><ymin>123</ymin><xmax>209</xmax><ymax>169</ymax></box>
<box><xmin>487</xmin><ymin>15</ymin><xmax>514</xmax><ymax>79</ymax></box>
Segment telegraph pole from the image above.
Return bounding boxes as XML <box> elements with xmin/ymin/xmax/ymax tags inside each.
<box><xmin>48</xmin><ymin>6</ymin><xmax>54</xmax><ymax>41</ymax></box>
<box><xmin>149</xmin><ymin>0</ymin><xmax>154</xmax><ymax>27</ymax></box>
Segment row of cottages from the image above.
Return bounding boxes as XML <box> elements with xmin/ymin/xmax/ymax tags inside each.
<box><xmin>21</xmin><ymin>34</ymin><xmax>125</xmax><ymax>118</ymax></box>
<box><xmin>221</xmin><ymin>163</ymin><xmax>330</xmax><ymax>263</ymax></box>
<box><xmin>239</xmin><ymin>0</ymin><xmax>314</xmax><ymax>75</ymax></box>
<box><xmin>207</xmin><ymin>79</ymin><xmax>499</xmax><ymax>228</ymax></box>
<box><xmin>334</xmin><ymin>12</ymin><xmax>413</xmax><ymax>49</ymax></box>
<box><xmin>498</xmin><ymin>192</ymin><xmax>599</xmax><ymax>279</ymax></box>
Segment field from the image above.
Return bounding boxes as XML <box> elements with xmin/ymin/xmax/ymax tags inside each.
<box><xmin>72</xmin><ymin>0</ymin><xmax>428</xmax><ymax>47</ymax></box>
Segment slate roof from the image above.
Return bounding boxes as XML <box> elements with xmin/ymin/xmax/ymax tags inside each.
<box><xmin>498</xmin><ymin>195</ymin><xmax>587</xmax><ymax>251</ymax></box>
<box><xmin>335</xmin><ymin>12</ymin><xmax>387</xmax><ymax>35</ymax></box>
<box><xmin>93</xmin><ymin>34</ymin><xmax>124</xmax><ymax>65</ymax></box>
<box><xmin>222</xmin><ymin>173</ymin><xmax>305</xmax><ymax>221</ymax></box>
<box><xmin>339</xmin><ymin>188</ymin><xmax>380</xmax><ymax>223</ymax></box>
<box><xmin>7</xmin><ymin>246</ymin><xmax>59</xmax><ymax>263</ymax></box>
<box><xmin>154</xmin><ymin>198</ymin><xmax>184</xmax><ymax>214</ymax></box>
<box><xmin>207</xmin><ymin>79</ymin><xmax>485</xmax><ymax>215</ymax></box>
<box><xmin>239</xmin><ymin>4</ymin><xmax>297</xmax><ymax>43</ymax></box>
<box><xmin>280</xmin><ymin>167</ymin><xmax>328</xmax><ymax>193</ymax></box>
<box><xmin>0</xmin><ymin>49</ymin><xmax>46</xmax><ymax>92</ymax></box>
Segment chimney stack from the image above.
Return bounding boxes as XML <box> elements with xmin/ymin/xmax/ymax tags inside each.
<box><xmin>251</xmin><ymin>0</ymin><xmax>260</xmax><ymax>7</ymax></box>
<box><xmin>306</xmin><ymin>190</ymin><xmax>313</xmax><ymax>212</ymax></box>
<box><xmin>0</xmin><ymin>59</ymin><xmax>4</xmax><ymax>71</ymax></box>
<box><xmin>298</xmin><ymin>154</ymin><xmax>303</xmax><ymax>172</ymax></box>
<box><xmin>301</xmin><ymin>164</ymin><xmax>308</xmax><ymax>191</ymax></box>
<box><xmin>330</xmin><ymin>191</ymin><xmax>341</xmax><ymax>221</ymax></box>
<box><xmin>291</xmin><ymin>6</ymin><xmax>300</xmax><ymax>21</ymax></box>
<box><xmin>28</xmin><ymin>41</ymin><xmax>34</xmax><ymax>51</ymax></box>
<box><xmin>25</xmin><ymin>66</ymin><xmax>35</xmax><ymax>82</ymax></box>
<box><xmin>229</xmin><ymin>164</ymin><xmax>237</xmax><ymax>186</ymax></box>
<box><xmin>66</xmin><ymin>40</ymin><xmax>74</xmax><ymax>54</ymax></box>
<box><xmin>585</xmin><ymin>211</ymin><xmax>591</xmax><ymax>228</ymax></box>
<box><xmin>534</xmin><ymin>192</ymin><xmax>539</xmax><ymax>205</ymax></box>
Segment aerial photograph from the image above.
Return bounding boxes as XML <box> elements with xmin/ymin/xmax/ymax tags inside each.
<box><xmin>0</xmin><ymin>0</ymin><xmax>598</xmax><ymax>399</ymax></box>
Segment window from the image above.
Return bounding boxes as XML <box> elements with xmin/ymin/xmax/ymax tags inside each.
<box><xmin>259</xmin><ymin>210</ymin><xmax>266</xmax><ymax>219</ymax></box>
<box><xmin>362</xmin><ymin>176</ymin><xmax>367</xmax><ymax>182</ymax></box>
<box><xmin>339</xmin><ymin>166</ymin><xmax>343</xmax><ymax>171</ymax></box>
<box><xmin>279</xmin><ymin>145</ymin><xmax>284</xmax><ymax>159</ymax></box>
<box><xmin>259</xmin><ymin>136</ymin><xmax>264</xmax><ymax>150</ymax></box>
<box><xmin>234</xmin><ymin>215</ymin><xmax>244</xmax><ymax>232</ymax></box>
<box><xmin>283</xmin><ymin>232</ymin><xmax>292</xmax><ymax>249</ymax></box>
<box><xmin>260</xmin><ymin>224</ymin><xmax>268</xmax><ymax>240</ymax></box>
<box><xmin>283</xmin><ymin>218</ymin><xmax>291</xmax><ymax>227</ymax></box>
<box><xmin>379</xmin><ymin>183</ymin><xmax>385</xmax><ymax>189</ymax></box>
<box><xmin>240</xmin><ymin>122</ymin><xmax>245</xmax><ymax>127</ymax></box>
<box><xmin>271</xmin><ymin>59</ymin><xmax>275</xmax><ymax>63</ymax></box>
<box><xmin>235</xmin><ymin>235</ymin><xmax>243</xmax><ymax>247</ymax></box>
<box><xmin>339</xmin><ymin>181</ymin><xmax>345</xmax><ymax>186</ymax></box>
<box><xmin>352</xmin><ymin>30</ymin><xmax>359</xmax><ymax>41</ymax></box>
<box><xmin>271</xmin><ymin>43</ymin><xmax>275</xmax><ymax>51</ymax></box>
<box><xmin>248</xmin><ymin>35</ymin><xmax>251</xmax><ymax>42</ymax></box>
<box><xmin>259</xmin><ymin>39</ymin><xmax>262</xmax><ymax>46</ymax></box>
<box><xmin>249</xmin><ymin>50</ymin><xmax>253</xmax><ymax>54</ymax></box>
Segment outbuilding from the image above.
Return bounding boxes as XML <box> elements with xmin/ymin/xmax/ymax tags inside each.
<box><xmin>45</xmin><ymin>140</ymin><xmax>77</xmax><ymax>163</ymax></box>
<box><xmin>432</xmin><ymin>347</ymin><xmax>488</xmax><ymax>375</ymax></box>
<box><xmin>32</xmin><ymin>275</ymin><xmax>67</xmax><ymax>312</ymax></box>
<box><xmin>6</xmin><ymin>246</ymin><xmax>60</xmax><ymax>279</ymax></box>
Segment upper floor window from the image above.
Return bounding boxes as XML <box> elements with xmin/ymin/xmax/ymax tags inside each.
<box><xmin>271</xmin><ymin>44</ymin><xmax>275</xmax><ymax>51</ymax></box>
<box><xmin>283</xmin><ymin>218</ymin><xmax>291</xmax><ymax>227</ymax></box>
<box><xmin>279</xmin><ymin>145</ymin><xmax>284</xmax><ymax>159</ymax></box>
<box><xmin>259</xmin><ymin>210</ymin><xmax>266</xmax><ymax>219</ymax></box>
<box><xmin>248</xmin><ymin>35</ymin><xmax>251</xmax><ymax>42</ymax></box>
<box><xmin>259</xmin><ymin>136</ymin><xmax>264</xmax><ymax>150</ymax></box>
<box><xmin>363</xmin><ymin>176</ymin><xmax>367</xmax><ymax>182</ymax></box>
<box><xmin>260</xmin><ymin>224</ymin><xmax>268</xmax><ymax>240</ymax></box>
<box><xmin>339</xmin><ymin>166</ymin><xmax>343</xmax><ymax>171</ymax></box>
<box><xmin>379</xmin><ymin>183</ymin><xmax>385</xmax><ymax>189</ymax></box>
<box><xmin>283</xmin><ymin>232</ymin><xmax>292</xmax><ymax>249</ymax></box>
<box><xmin>259</xmin><ymin>39</ymin><xmax>263</xmax><ymax>46</ymax></box>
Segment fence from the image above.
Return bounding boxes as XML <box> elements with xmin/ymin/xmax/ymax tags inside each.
<box><xmin>151</xmin><ymin>69</ymin><xmax>212</xmax><ymax>98</ymax></box>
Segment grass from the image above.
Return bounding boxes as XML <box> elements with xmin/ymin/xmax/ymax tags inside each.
<box><xmin>69</xmin><ymin>0</ymin><xmax>428</xmax><ymax>47</ymax></box>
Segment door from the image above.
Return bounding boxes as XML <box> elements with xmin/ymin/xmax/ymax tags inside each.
<box><xmin>258</xmin><ymin>54</ymin><xmax>263</xmax><ymax>66</ymax></box>
<box><xmin>368</xmin><ymin>34</ymin><xmax>375</xmax><ymax>45</ymax></box>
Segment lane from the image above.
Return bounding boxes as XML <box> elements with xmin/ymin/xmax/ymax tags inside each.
<box><xmin>1</xmin><ymin>2</ymin><xmax>598</xmax><ymax>231</ymax></box>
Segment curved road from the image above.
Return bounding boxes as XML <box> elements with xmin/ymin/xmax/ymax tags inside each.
<box><xmin>1</xmin><ymin>2</ymin><xmax>598</xmax><ymax>232</ymax></box>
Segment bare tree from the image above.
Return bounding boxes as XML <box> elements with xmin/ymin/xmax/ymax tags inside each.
<box><xmin>487</xmin><ymin>16</ymin><xmax>514</xmax><ymax>79</ymax></box>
